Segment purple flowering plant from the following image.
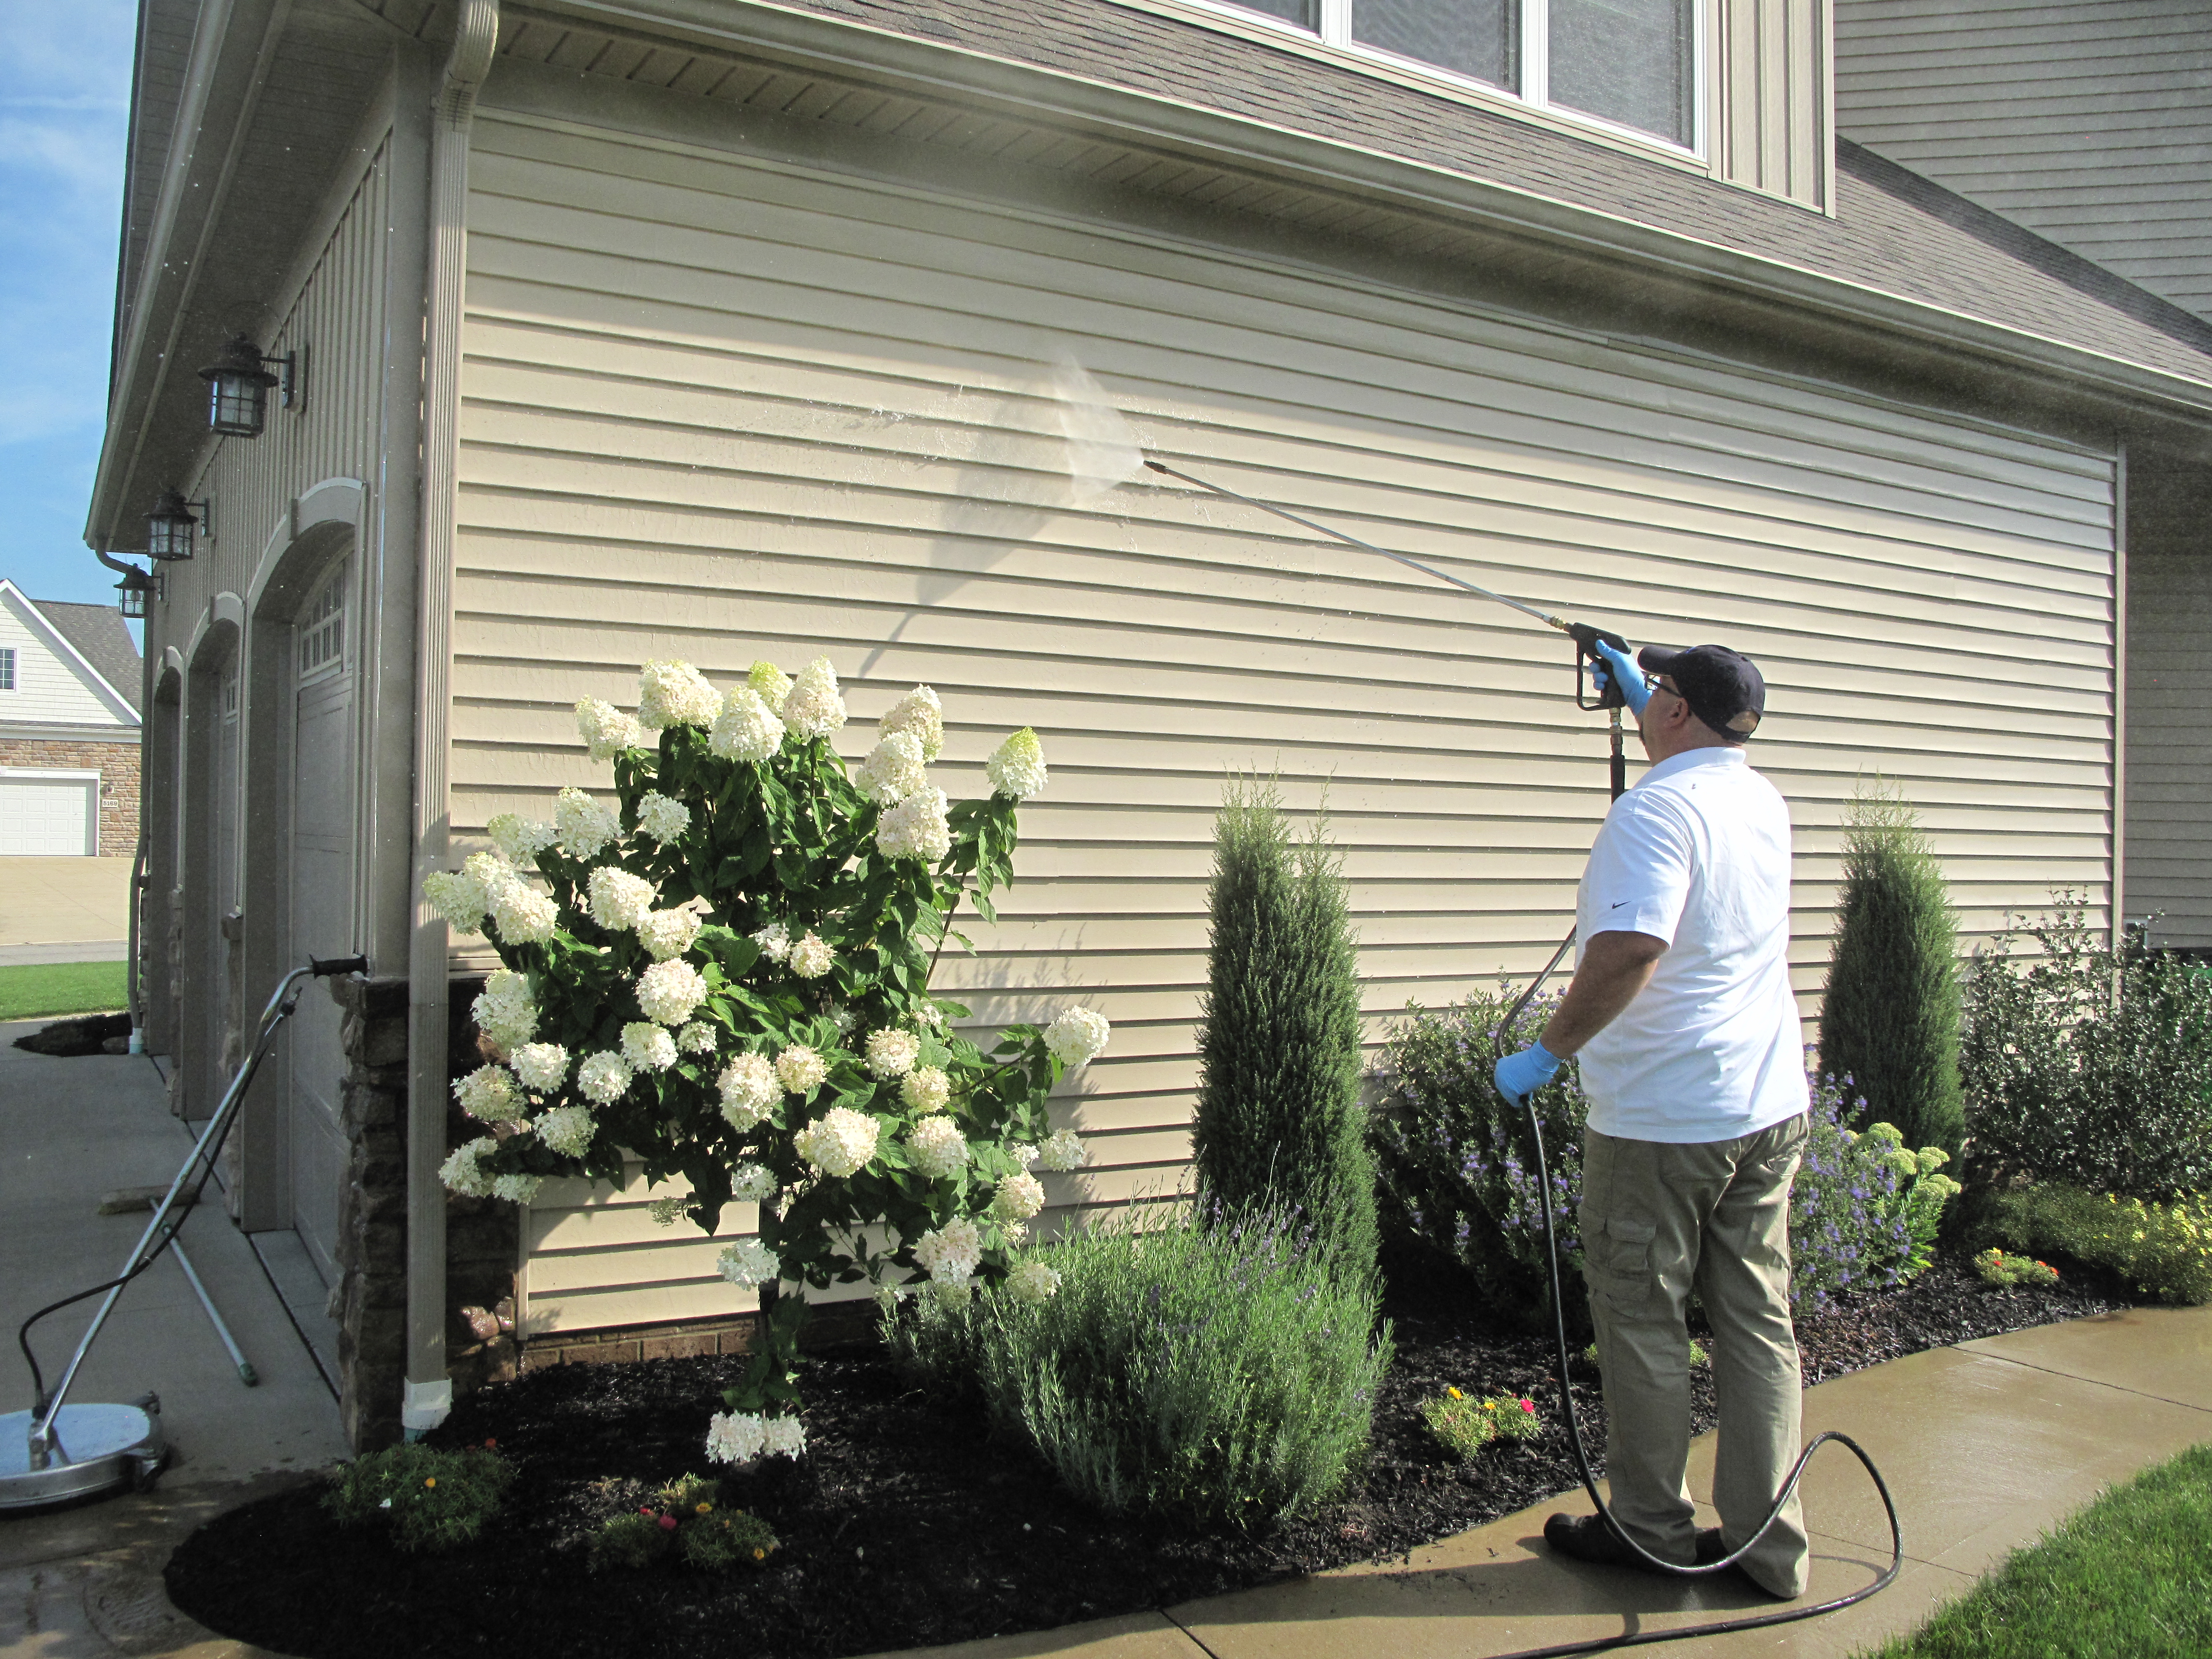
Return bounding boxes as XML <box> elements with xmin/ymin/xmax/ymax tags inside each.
<box><xmin>1786</xmin><ymin>1068</ymin><xmax>1960</xmax><ymax>1312</ymax></box>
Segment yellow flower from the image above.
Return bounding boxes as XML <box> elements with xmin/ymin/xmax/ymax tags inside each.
<box><xmin>424</xmin><ymin>1477</ymin><xmax>436</xmax><ymax>1488</ymax></box>
<box><xmin>696</xmin><ymin>1502</ymin><xmax>712</xmax><ymax>1514</ymax></box>
<box><xmin>752</xmin><ymin>1547</ymin><xmax>766</xmax><ymax>1560</ymax></box>
<box><xmin>1447</xmin><ymin>1387</ymin><xmax>1462</xmax><ymax>1400</ymax></box>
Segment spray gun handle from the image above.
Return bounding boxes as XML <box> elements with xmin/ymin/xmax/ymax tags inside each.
<box><xmin>1565</xmin><ymin>622</ymin><xmax>1631</xmax><ymax>711</ymax></box>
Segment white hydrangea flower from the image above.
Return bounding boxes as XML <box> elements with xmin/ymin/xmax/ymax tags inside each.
<box><xmin>1045</xmin><ymin>1005</ymin><xmax>1111</xmax><ymax>1068</ymax></box>
<box><xmin>706</xmin><ymin>1410</ymin><xmax>766</xmax><ymax>1466</ymax></box>
<box><xmin>649</xmin><ymin>1196</ymin><xmax>688</xmax><ymax>1227</ymax></box>
<box><xmin>1034</xmin><ymin>1127</ymin><xmax>1088</xmax><ymax>1171</ymax></box>
<box><xmin>587</xmin><ymin>866</ymin><xmax>657</xmax><ymax>932</ymax></box>
<box><xmin>729</xmin><ymin>1163</ymin><xmax>778</xmax><ymax>1204</ymax></box>
<box><xmin>439</xmin><ymin>1137</ymin><xmax>498</xmax><ymax>1197</ymax></box>
<box><xmin>912</xmin><ymin>1216</ymin><xmax>984</xmax><ymax>1285</ymax></box>
<box><xmin>876</xmin><ymin>785</ymin><xmax>951</xmax><ymax>863</ymax></box>
<box><xmin>577</xmin><ymin>1050</ymin><xmax>634</xmax><ymax>1104</ymax></box>
<box><xmin>750</xmin><ymin>920</ymin><xmax>791</xmax><ymax>964</ymax></box>
<box><xmin>575</xmin><ymin>698</ymin><xmax>645</xmax><ymax>762</ymax></box>
<box><xmin>881</xmin><ymin>684</ymin><xmax>944</xmax><ymax>761</ymax></box>
<box><xmin>761</xmin><ymin>1415</ymin><xmax>806</xmax><ymax>1459</ymax></box>
<box><xmin>900</xmin><ymin>1065</ymin><xmax>951</xmax><ymax>1115</ymax></box>
<box><xmin>454</xmin><ymin>1064</ymin><xmax>523</xmax><ymax>1123</ymax></box>
<box><xmin>1007</xmin><ymin>1260</ymin><xmax>1062</xmax><ymax>1303</ymax></box>
<box><xmin>793</xmin><ymin>1107</ymin><xmax>880</xmax><ymax>1178</ymax></box>
<box><xmin>907</xmin><ymin>1116</ymin><xmax>968</xmax><ymax>1180</ymax></box>
<box><xmin>534</xmin><ymin>1103</ymin><xmax>597</xmax><ymax>1158</ymax></box>
<box><xmin>636</xmin><ymin>959</ymin><xmax>708</xmax><ymax>1026</ymax></box>
<box><xmin>857</xmin><ymin>730</ymin><xmax>928</xmax><ymax>806</ymax></box>
<box><xmin>556</xmin><ymin>786</ymin><xmax>622</xmax><ymax>858</ymax></box>
<box><xmin>636</xmin><ymin>660</ymin><xmax>721</xmax><ymax>731</ymax></box>
<box><xmin>637</xmin><ymin>906</ymin><xmax>702</xmax><ymax>962</ymax></box>
<box><xmin>462</xmin><ymin>849</ymin><xmax>519</xmax><ymax>901</ymax></box>
<box><xmin>716</xmin><ymin>1237</ymin><xmax>780</xmax><ymax>1290</ymax></box>
<box><xmin>780</xmin><ymin>656</ymin><xmax>847</xmax><ymax>741</ymax></box>
<box><xmin>718</xmin><ymin>1053</ymin><xmax>780</xmax><ymax>1128</ymax></box>
<box><xmin>986</xmin><ymin>726</ymin><xmax>1048</xmax><ymax>800</ymax></box>
<box><xmin>423</xmin><ymin>869</ymin><xmax>488</xmax><ymax>935</ymax></box>
<box><xmin>473</xmin><ymin>970</ymin><xmax>538</xmax><ymax>1051</ymax></box>
<box><xmin>509</xmin><ymin>1042</ymin><xmax>569</xmax><ymax>1092</ymax></box>
<box><xmin>486</xmin><ymin>812</ymin><xmax>558</xmax><ymax>867</ymax></box>
<box><xmin>865</xmin><ymin>1028</ymin><xmax>919</xmax><ymax>1079</ymax></box>
<box><xmin>775</xmin><ymin>1045</ymin><xmax>829</xmax><ymax>1095</ymax></box>
<box><xmin>1002</xmin><ymin>1219</ymin><xmax>1031</xmax><ymax>1246</ymax></box>
<box><xmin>634</xmin><ymin>791</ymin><xmax>692</xmax><ymax>843</ymax></box>
<box><xmin>677</xmin><ymin>1021</ymin><xmax>717</xmax><ymax>1056</ymax></box>
<box><xmin>788</xmin><ymin>932</ymin><xmax>833</xmax><ymax>980</ymax></box>
<box><xmin>994</xmin><ymin>1170</ymin><xmax>1047</xmax><ymax>1222</ymax></box>
<box><xmin>489</xmin><ymin>881</ymin><xmax>558</xmax><ymax>946</ymax></box>
<box><xmin>916</xmin><ymin>1001</ymin><xmax>945</xmax><ymax>1029</ymax></box>
<box><xmin>709</xmin><ymin>686</ymin><xmax>785</xmax><ymax>763</ymax></box>
<box><xmin>622</xmin><ymin>1021</ymin><xmax>678</xmax><ymax>1072</ymax></box>
<box><xmin>491</xmin><ymin>1172</ymin><xmax>544</xmax><ymax>1206</ymax></box>
<box><xmin>746</xmin><ymin>660</ymin><xmax>793</xmax><ymax>707</ymax></box>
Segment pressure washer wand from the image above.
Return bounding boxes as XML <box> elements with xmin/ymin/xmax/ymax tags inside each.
<box><xmin>1141</xmin><ymin>459</ymin><xmax>1634</xmax><ymax>790</ymax></box>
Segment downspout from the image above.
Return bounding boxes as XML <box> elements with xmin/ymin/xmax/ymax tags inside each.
<box><xmin>404</xmin><ymin>0</ymin><xmax>498</xmax><ymax>1440</ymax></box>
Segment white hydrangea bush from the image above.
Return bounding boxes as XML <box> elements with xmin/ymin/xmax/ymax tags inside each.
<box><xmin>420</xmin><ymin>656</ymin><xmax>1109</xmax><ymax>1452</ymax></box>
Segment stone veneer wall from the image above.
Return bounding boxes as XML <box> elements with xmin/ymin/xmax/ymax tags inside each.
<box><xmin>0</xmin><ymin>732</ymin><xmax>141</xmax><ymax>855</ymax></box>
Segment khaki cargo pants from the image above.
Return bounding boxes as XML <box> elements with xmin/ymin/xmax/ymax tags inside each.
<box><xmin>1579</xmin><ymin>1113</ymin><xmax>1811</xmax><ymax>1598</ymax></box>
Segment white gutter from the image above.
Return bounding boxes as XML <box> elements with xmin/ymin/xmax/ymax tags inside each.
<box><xmin>404</xmin><ymin>0</ymin><xmax>501</xmax><ymax>1440</ymax></box>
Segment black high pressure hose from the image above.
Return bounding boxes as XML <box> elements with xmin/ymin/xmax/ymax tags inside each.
<box><xmin>1481</xmin><ymin>947</ymin><xmax>1904</xmax><ymax>1657</ymax></box>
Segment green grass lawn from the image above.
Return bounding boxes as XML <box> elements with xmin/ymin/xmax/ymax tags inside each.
<box><xmin>1860</xmin><ymin>1441</ymin><xmax>2212</xmax><ymax>1657</ymax></box>
<box><xmin>0</xmin><ymin>961</ymin><xmax>130</xmax><ymax>1021</ymax></box>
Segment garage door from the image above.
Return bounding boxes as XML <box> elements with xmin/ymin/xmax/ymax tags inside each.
<box><xmin>0</xmin><ymin>772</ymin><xmax>97</xmax><ymax>855</ymax></box>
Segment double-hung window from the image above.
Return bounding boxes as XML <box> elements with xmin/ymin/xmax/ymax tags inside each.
<box><xmin>1216</xmin><ymin>0</ymin><xmax>1698</xmax><ymax>150</ymax></box>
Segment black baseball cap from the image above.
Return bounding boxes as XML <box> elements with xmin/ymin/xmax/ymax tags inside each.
<box><xmin>1635</xmin><ymin>643</ymin><xmax>1765</xmax><ymax>741</ymax></box>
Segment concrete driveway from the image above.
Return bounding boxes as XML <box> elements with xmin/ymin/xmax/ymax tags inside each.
<box><xmin>0</xmin><ymin>857</ymin><xmax>135</xmax><ymax>964</ymax></box>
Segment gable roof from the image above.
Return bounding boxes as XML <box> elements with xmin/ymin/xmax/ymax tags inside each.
<box><xmin>0</xmin><ymin>581</ymin><xmax>142</xmax><ymax>723</ymax></box>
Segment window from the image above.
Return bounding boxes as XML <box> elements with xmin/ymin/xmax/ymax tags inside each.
<box><xmin>0</xmin><ymin>648</ymin><xmax>15</xmax><ymax>692</ymax></box>
<box><xmin>298</xmin><ymin>558</ymin><xmax>348</xmax><ymax>682</ymax></box>
<box><xmin>1210</xmin><ymin>0</ymin><xmax>1698</xmax><ymax>149</ymax></box>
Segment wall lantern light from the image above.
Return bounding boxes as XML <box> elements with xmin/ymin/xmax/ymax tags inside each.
<box><xmin>114</xmin><ymin>567</ymin><xmax>152</xmax><ymax>619</ymax></box>
<box><xmin>146</xmin><ymin>490</ymin><xmax>208</xmax><ymax>561</ymax></box>
<box><xmin>197</xmin><ymin>334</ymin><xmax>299</xmax><ymax>437</ymax></box>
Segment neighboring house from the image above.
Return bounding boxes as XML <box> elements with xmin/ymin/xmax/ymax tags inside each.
<box><xmin>88</xmin><ymin>0</ymin><xmax>2212</xmax><ymax>1446</ymax></box>
<box><xmin>1834</xmin><ymin>0</ymin><xmax>2212</xmax><ymax>951</ymax></box>
<box><xmin>0</xmin><ymin>580</ymin><xmax>142</xmax><ymax>857</ymax></box>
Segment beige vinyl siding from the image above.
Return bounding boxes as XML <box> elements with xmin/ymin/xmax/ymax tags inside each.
<box><xmin>1835</xmin><ymin>0</ymin><xmax>2212</xmax><ymax>322</ymax></box>
<box><xmin>163</xmin><ymin>137</ymin><xmax>392</xmax><ymax>639</ymax></box>
<box><xmin>2125</xmin><ymin>551</ymin><xmax>2212</xmax><ymax>949</ymax></box>
<box><xmin>1715</xmin><ymin>0</ymin><xmax>1834</xmax><ymax>210</ymax></box>
<box><xmin>452</xmin><ymin>109</ymin><xmax>2115</xmax><ymax>1337</ymax></box>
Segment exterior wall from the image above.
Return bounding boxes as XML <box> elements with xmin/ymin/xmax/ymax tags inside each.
<box><xmin>1715</xmin><ymin>0</ymin><xmax>1834</xmax><ymax>210</ymax></box>
<box><xmin>0</xmin><ymin>736</ymin><xmax>140</xmax><ymax>856</ymax></box>
<box><xmin>2122</xmin><ymin>456</ymin><xmax>2211</xmax><ymax>950</ymax></box>
<box><xmin>1835</xmin><ymin>0</ymin><xmax>2212</xmax><ymax>323</ymax></box>
<box><xmin>452</xmin><ymin>102</ymin><xmax>2119</xmax><ymax>1340</ymax></box>
<box><xmin>0</xmin><ymin>593</ymin><xmax>137</xmax><ymax>728</ymax></box>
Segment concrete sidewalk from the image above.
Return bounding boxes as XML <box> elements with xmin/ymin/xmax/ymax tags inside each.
<box><xmin>0</xmin><ymin>1020</ymin><xmax>347</xmax><ymax>1658</ymax></box>
<box><xmin>0</xmin><ymin>857</ymin><xmax>136</xmax><ymax>953</ymax></box>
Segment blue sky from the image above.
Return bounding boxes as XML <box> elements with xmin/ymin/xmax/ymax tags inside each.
<box><xmin>1</xmin><ymin>1</ymin><xmax>136</xmax><ymax>613</ymax></box>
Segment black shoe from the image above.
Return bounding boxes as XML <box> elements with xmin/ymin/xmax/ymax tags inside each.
<box><xmin>1693</xmin><ymin>1528</ymin><xmax>1798</xmax><ymax>1599</ymax></box>
<box><xmin>1543</xmin><ymin>1512</ymin><xmax>1695</xmax><ymax>1575</ymax></box>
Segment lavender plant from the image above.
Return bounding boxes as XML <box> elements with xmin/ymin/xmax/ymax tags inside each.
<box><xmin>1789</xmin><ymin>1076</ymin><xmax>1960</xmax><ymax>1312</ymax></box>
<box><xmin>421</xmin><ymin>659</ymin><xmax>1107</xmax><ymax>1464</ymax></box>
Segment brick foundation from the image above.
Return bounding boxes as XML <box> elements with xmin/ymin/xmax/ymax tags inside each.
<box><xmin>0</xmin><ymin>734</ymin><xmax>140</xmax><ymax>855</ymax></box>
<box><xmin>517</xmin><ymin>1298</ymin><xmax>879</xmax><ymax>1372</ymax></box>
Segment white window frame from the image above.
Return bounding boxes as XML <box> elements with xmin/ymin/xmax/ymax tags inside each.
<box><xmin>1140</xmin><ymin>0</ymin><xmax>1707</xmax><ymax>162</ymax></box>
<box><xmin>297</xmin><ymin>557</ymin><xmax>350</xmax><ymax>686</ymax></box>
<box><xmin>0</xmin><ymin>646</ymin><xmax>16</xmax><ymax>693</ymax></box>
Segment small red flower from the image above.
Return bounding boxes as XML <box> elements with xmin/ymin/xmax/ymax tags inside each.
<box><xmin>639</xmin><ymin>1507</ymin><xmax>656</xmax><ymax>1518</ymax></box>
<box><xmin>658</xmin><ymin>1514</ymin><xmax>679</xmax><ymax>1531</ymax></box>
<box><xmin>1519</xmin><ymin>1398</ymin><xmax>1535</xmax><ymax>1413</ymax></box>
<box><xmin>482</xmin><ymin>1438</ymin><xmax>497</xmax><ymax>1450</ymax></box>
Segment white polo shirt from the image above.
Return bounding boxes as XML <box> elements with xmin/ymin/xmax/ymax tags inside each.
<box><xmin>1573</xmin><ymin>745</ymin><xmax>1808</xmax><ymax>1143</ymax></box>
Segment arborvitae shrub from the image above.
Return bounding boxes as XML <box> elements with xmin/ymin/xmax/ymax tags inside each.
<box><xmin>1190</xmin><ymin>779</ymin><xmax>1376</xmax><ymax>1280</ymax></box>
<box><xmin>1818</xmin><ymin>780</ymin><xmax>1965</xmax><ymax>1160</ymax></box>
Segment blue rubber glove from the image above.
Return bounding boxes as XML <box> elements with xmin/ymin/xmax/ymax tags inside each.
<box><xmin>1493</xmin><ymin>1040</ymin><xmax>1564</xmax><ymax>1108</ymax></box>
<box><xmin>1590</xmin><ymin>638</ymin><xmax>1651</xmax><ymax>716</ymax></box>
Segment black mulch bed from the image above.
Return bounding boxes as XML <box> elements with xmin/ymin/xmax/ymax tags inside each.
<box><xmin>166</xmin><ymin>1247</ymin><xmax>2133</xmax><ymax>1659</ymax></box>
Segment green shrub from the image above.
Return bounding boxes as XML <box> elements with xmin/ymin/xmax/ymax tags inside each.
<box><xmin>323</xmin><ymin>1443</ymin><xmax>514</xmax><ymax>1553</ymax></box>
<box><xmin>1418</xmin><ymin>1388</ymin><xmax>1543</xmax><ymax>1459</ymax></box>
<box><xmin>587</xmin><ymin>1475</ymin><xmax>779</xmax><ymax>1573</ymax></box>
<box><xmin>1792</xmin><ymin>1094</ymin><xmax>1960</xmax><ymax>1312</ymax></box>
<box><xmin>1961</xmin><ymin>899</ymin><xmax>2212</xmax><ymax>1202</ymax></box>
<box><xmin>883</xmin><ymin>1203</ymin><xmax>1391</xmax><ymax>1530</ymax></box>
<box><xmin>1368</xmin><ymin>985</ymin><xmax>1593</xmax><ymax>1329</ymax></box>
<box><xmin>1817</xmin><ymin>780</ymin><xmax>1965</xmax><ymax>1160</ymax></box>
<box><xmin>1192</xmin><ymin>779</ymin><xmax>1376</xmax><ymax>1279</ymax></box>
<box><xmin>1983</xmin><ymin>1183</ymin><xmax>2212</xmax><ymax>1305</ymax></box>
<box><xmin>679</xmin><ymin>1506</ymin><xmax>780</xmax><ymax>1571</ymax></box>
<box><xmin>589</xmin><ymin>1511</ymin><xmax>672</xmax><ymax>1572</ymax></box>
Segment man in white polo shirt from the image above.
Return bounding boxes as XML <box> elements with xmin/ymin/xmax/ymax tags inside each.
<box><xmin>1492</xmin><ymin>640</ymin><xmax>1811</xmax><ymax>1601</ymax></box>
